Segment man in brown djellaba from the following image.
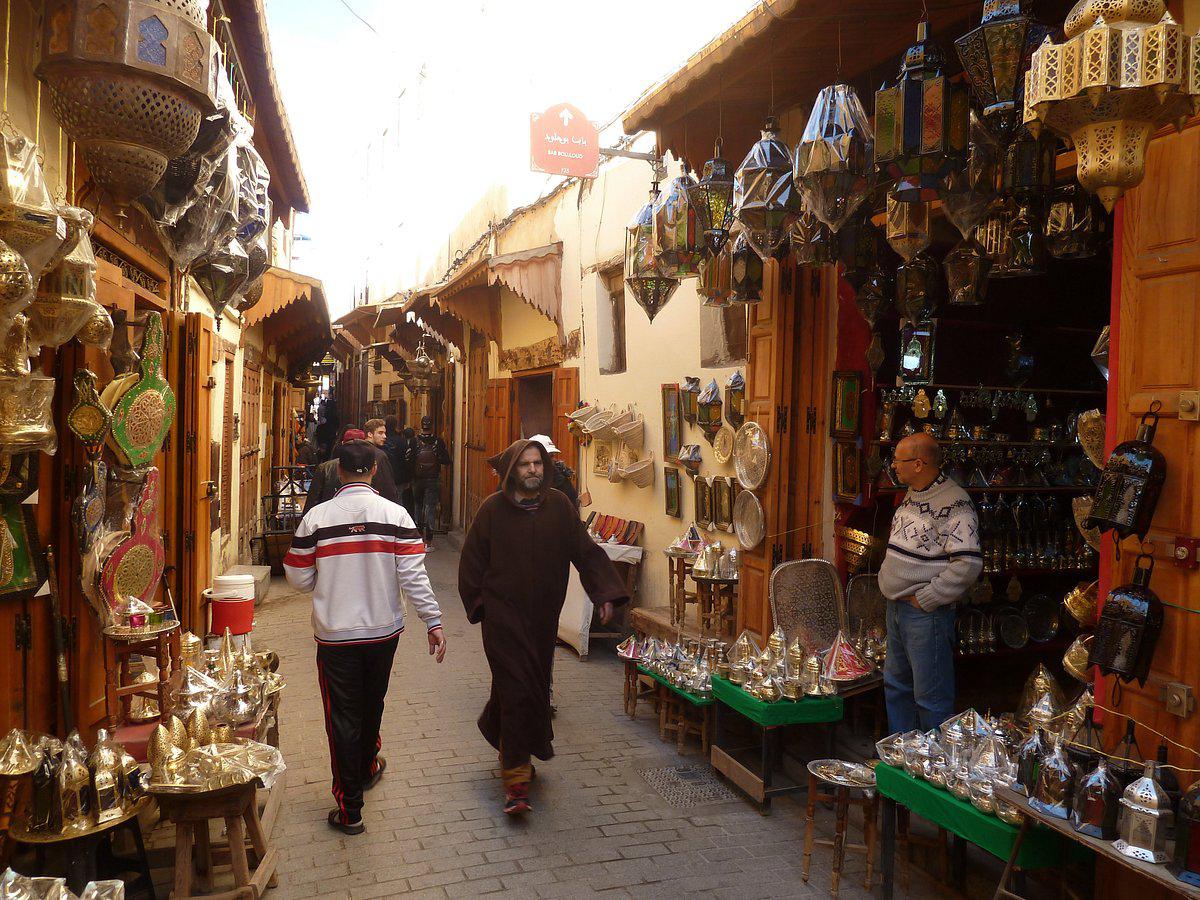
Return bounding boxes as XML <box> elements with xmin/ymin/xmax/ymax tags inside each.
<box><xmin>459</xmin><ymin>438</ymin><xmax>629</xmax><ymax>815</ymax></box>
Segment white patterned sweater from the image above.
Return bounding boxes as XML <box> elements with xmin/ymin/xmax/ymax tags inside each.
<box><xmin>877</xmin><ymin>473</ymin><xmax>983</xmax><ymax>611</ymax></box>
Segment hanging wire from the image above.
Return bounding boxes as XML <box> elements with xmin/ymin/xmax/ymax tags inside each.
<box><xmin>2</xmin><ymin>0</ymin><xmax>10</xmax><ymax>115</ymax></box>
<box><xmin>1062</xmin><ymin>700</ymin><xmax>1200</xmax><ymax>773</ymax></box>
<box><xmin>836</xmin><ymin>20</ymin><xmax>843</xmax><ymax>84</ymax></box>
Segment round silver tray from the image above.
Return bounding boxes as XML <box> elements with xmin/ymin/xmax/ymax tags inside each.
<box><xmin>807</xmin><ymin>758</ymin><xmax>876</xmax><ymax>789</ymax></box>
<box><xmin>733</xmin><ymin>489</ymin><xmax>765</xmax><ymax>550</ymax></box>
<box><xmin>734</xmin><ymin>422</ymin><xmax>770</xmax><ymax>491</ymax></box>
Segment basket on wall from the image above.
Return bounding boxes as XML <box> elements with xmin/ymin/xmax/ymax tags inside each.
<box><xmin>613</xmin><ymin>412</ymin><xmax>644</xmax><ymax>451</ymax></box>
<box><xmin>566</xmin><ymin>404</ymin><xmax>595</xmax><ymax>423</ymax></box>
<box><xmin>607</xmin><ymin>459</ymin><xmax>625</xmax><ymax>484</ymax></box>
<box><xmin>583</xmin><ymin>407</ymin><xmax>617</xmax><ymax>437</ymax></box>
<box><xmin>620</xmin><ymin>453</ymin><xmax>655</xmax><ymax>489</ymax></box>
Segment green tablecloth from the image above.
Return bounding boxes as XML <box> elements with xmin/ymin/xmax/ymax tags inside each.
<box><xmin>874</xmin><ymin>764</ymin><xmax>1064</xmax><ymax>870</ymax></box>
<box><xmin>711</xmin><ymin>675</ymin><xmax>843</xmax><ymax>726</ymax></box>
<box><xmin>637</xmin><ymin>665</ymin><xmax>715</xmax><ymax>707</ymax></box>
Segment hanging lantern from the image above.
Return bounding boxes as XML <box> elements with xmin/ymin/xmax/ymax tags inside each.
<box><xmin>886</xmin><ymin>196</ymin><xmax>931</xmax><ymax>262</ymax></box>
<box><xmin>944</xmin><ymin>239</ymin><xmax>990</xmax><ymax>306</ymax></box>
<box><xmin>653</xmin><ymin>166</ymin><xmax>703</xmax><ymax>278</ymax></box>
<box><xmin>790</xmin><ymin>210</ymin><xmax>831</xmax><ymax>267</ymax></box>
<box><xmin>939</xmin><ymin>115</ymin><xmax>1000</xmax><ymax>240</ymax></box>
<box><xmin>1172</xmin><ymin>779</ymin><xmax>1200</xmax><ymax>886</ymax></box>
<box><xmin>837</xmin><ymin>216</ymin><xmax>883</xmax><ymax>290</ymax></box>
<box><xmin>37</xmin><ymin>0</ymin><xmax>219</xmax><ymax>217</ymax></box>
<box><xmin>1047</xmin><ymin>183</ymin><xmax>1106</xmax><ymax>259</ymax></box>
<box><xmin>855</xmin><ymin>260</ymin><xmax>893</xmax><ymax>328</ymax></box>
<box><xmin>1115</xmin><ymin>761</ymin><xmax>1174</xmax><ymax>863</ymax></box>
<box><xmin>686</xmin><ymin>141</ymin><xmax>737</xmax><ymax>255</ymax></box>
<box><xmin>733</xmin><ymin>117</ymin><xmax>802</xmax><ymax>261</ymax></box>
<box><xmin>407</xmin><ymin>338</ymin><xmax>440</xmax><ymax>393</ymax></box>
<box><xmin>1024</xmin><ymin>3</ymin><xmax>1200</xmax><ymax>211</ymax></box>
<box><xmin>955</xmin><ymin>0</ymin><xmax>1052</xmax><ymax>143</ymax></box>
<box><xmin>0</xmin><ymin>123</ymin><xmax>66</xmax><ymax>284</ymax></box>
<box><xmin>681</xmin><ymin>376</ymin><xmax>701</xmax><ymax>424</ymax></box>
<box><xmin>697</xmin><ymin>379</ymin><xmax>723</xmax><ymax>444</ymax></box>
<box><xmin>875</xmin><ymin>20</ymin><xmax>971</xmax><ymax>202</ymax></box>
<box><xmin>794</xmin><ymin>84</ymin><xmax>875</xmax><ymax>232</ymax></box>
<box><xmin>898</xmin><ymin>252</ymin><xmax>941</xmax><ymax>321</ymax></box>
<box><xmin>725</xmin><ymin>371</ymin><xmax>745</xmax><ymax>429</ymax></box>
<box><xmin>977</xmin><ymin>200</ymin><xmax>1044</xmax><ymax>277</ymax></box>
<box><xmin>1085</xmin><ymin>403</ymin><xmax>1166</xmax><ymax>541</ymax></box>
<box><xmin>1002</xmin><ymin>126</ymin><xmax>1056</xmax><ymax>204</ymax></box>
<box><xmin>730</xmin><ymin>232</ymin><xmax>765</xmax><ymax>303</ymax></box>
<box><xmin>698</xmin><ymin>239</ymin><xmax>733</xmax><ymax>307</ymax></box>
<box><xmin>1089</xmin><ymin>552</ymin><xmax>1165</xmax><ymax>686</ymax></box>
<box><xmin>625</xmin><ymin>186</ymin><xmax>680</xmax><ymax>322</ymax></box>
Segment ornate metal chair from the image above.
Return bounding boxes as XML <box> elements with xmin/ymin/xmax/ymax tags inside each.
<box><xmin>768</xmin><ymin>559</ymin><xmax>847</xmax><ymax>652</ymax></box>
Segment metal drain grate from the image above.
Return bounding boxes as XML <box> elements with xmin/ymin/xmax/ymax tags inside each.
<box><xmin>638</xmin><ymin>765</ymin><xmax>739</xmax><ymax>808</ymax></box>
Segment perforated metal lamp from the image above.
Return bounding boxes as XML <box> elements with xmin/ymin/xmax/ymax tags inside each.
<box><xmin>626</xmin><ymin>186</ymin><xmax>680</xmax><ymax>322</ymax></box>
<box><xmin>686</xmin><ymin>142</ymin><xmax>737</xmax><ymax>255</ymax></box>
<box><xmin>954</xmin><ymin>0</ymin><xmax>1051</xmax><ymax>144</ymax></box>
<box><xmin>733</xmin><ymin>117</ymin><xmax>803</xmax><ymax>261</ymax></box>
<box><xmin>875</xmin><ymin>20</ymin><xmax>971</xmax><ymax>202</ymax></box>
<box><xmin>653</xmin><ymin>166</ymin><xmax>703</xmax><ymax>278</ymax></box>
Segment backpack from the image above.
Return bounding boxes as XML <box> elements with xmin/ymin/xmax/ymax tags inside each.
<box><xmin>414</xmin><ymin>441</ymin><xmax>440</xmax><ymax>479</ymax></box>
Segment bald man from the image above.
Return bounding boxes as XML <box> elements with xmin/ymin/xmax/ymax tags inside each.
<box><xmin>878</xmin><ymin>433</ymin><xmax>982</xmax><ymax>732</ymax></box>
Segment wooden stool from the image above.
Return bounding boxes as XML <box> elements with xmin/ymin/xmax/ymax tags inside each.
<box><xmin>622</xmin><ymin>660</ymin><xmax>658</xmax><ymax>719</ymax></box>
<box><xmin>692</xmin><ymin>575</ymin><xmax>738</xmax><ymax>638</ymax></box>
<box><xmin>666</xmin><ymin>554</ymin><xmax>697</xmax><ymax>626</ymax></box>
<box><xmin>156</xmin><ymin>782</ymin><xmax>278</xmax><ymax>900</ymax></box>
<box><xmin>802</xmin><ymin>772</ymin><xmax>880</xmax><ymax>897</ymax></box>
<box><xmin>655</xmin><ymin>685</ymin><xmax>713</xmax><ymax>755</ymax></box>
<box><xmin>103</xmin><ymin>630</ymin><xmax>179</xmax><ymax>729</ymax></box>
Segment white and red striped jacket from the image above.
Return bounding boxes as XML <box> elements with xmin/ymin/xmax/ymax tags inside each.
<box><xmin>283</xmin><ymin>483</ymin><xmax>442</xmax><ymax>645</ymax></box>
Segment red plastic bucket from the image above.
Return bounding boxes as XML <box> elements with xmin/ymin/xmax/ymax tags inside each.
<box><xmin>209</xmin><ymin>597</ymin><xmax>254</xmax><ymax>635</ymax></box>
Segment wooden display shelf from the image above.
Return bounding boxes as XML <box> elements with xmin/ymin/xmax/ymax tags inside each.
<box><xmin>879</xmin><ymin>382</ymin><xmax>1106</xmax><ymax>398</ymax></box>
<box><xmin>874</xmin><ymin>485</ymin><xmax>1093</xmax><ymax>495</ymax></box>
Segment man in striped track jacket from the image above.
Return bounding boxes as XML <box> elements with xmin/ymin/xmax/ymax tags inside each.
<box><xmin>284</xmin><ymin>440</ymin><xmax>447</xmax><ymax>835</ymax></box>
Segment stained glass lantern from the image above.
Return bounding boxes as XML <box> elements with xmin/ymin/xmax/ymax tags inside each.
<box><xmin>1115</xmin><ymin>760</ymin><xmax>1174</xmax><ymax>864</ymax></box>
<box><xmin>944</xmin><ymin>239</ymin><xmax>990</xmax><ymax>306</ymax></box>
<box><xmin>697</xmin><ymin>379</ymin><xmax>723</xmax><ymax>444</ymax></box>
<box><xmin>1073</xmin><ymin>757</ymin><xmax>1123</xmax><ymax>839</ymax></box>
<box><xmin>698</xmin><ymin>240</ymin><xmax>733</xmax><ymax>307</ymax></box>
<box><xmin>1089</xmin><ymin>552</ymin><xmax>1165</xmax><ymax>686</ymax></box>
<box><xmin>681</xmin><ymin>376</ymin><xmax>701</xmax><ymax>424</ymax></box>
<box><xmin>653</xmin><ymin>166</ymin><xmax>703</xmax><ymax>278</ymax></box>
<box><xmin>875</xmin><ymin>20</ymin><xmax>971</xmax><ymax>202</ymax></box>
<box><xmin>1024</xmin><ymin>3</ymin><xmax>1200</xmax><ymax>211</ymax></box>
<box><xmin>625</xmin><ymin>186</ymin><xmax>680</xmax><ymax>322</ymax></box>
<box><xmin>794</xmin><ymin>84</ymin><xmax>875</xmax><ymax>232</ymax></box>
<box><xmin>897</xmin><ymin>252</ymin><xmax>941</xmax><ymax>322</ymax></box>
<box><xmin>733</xmin><ymin>117</ymin><xmax>803</xmax><ymax>261</ymax></box>
<box><xmin>838</xmin><ymin>216</ymin><xmax>882</xmax><ymax>290</ymax></box>
<box><xmin>886</xmin><ymin>196</ymin><xmax>931</xmax><ymax>262</ymax></box>
<box><xmin>725</xmin><ymin>371</ymin><xmax>745</xmax><ymax>429</ymax></box>
<box><xmin>955</xmin><ymin>0</ymin><xmax>1052</xmax><ymax>144</ymax></box>
<box><xmin>686</xmin><ymin>141</ymin><xmax>737</xmax><ymax>255</ymax></box>
<box><xmin>1171</xmin><ymin>779</ymin><xmax>1200</xmax><ymax>886</ymax></box>
<box><xmin>1046</xmin><ymin>183</ymin><xmax>1106</xmax><ymax>259</ymax></box>
<box><xmin>731</xmin><ymin>232</ymin><xmax>765</xmax><ymax>303</ymax></box>
<box><xmin>790</xmin><ymin>211</ymin><xmax>831</xmax><ymax>268</ymax></box>
<box><xmin>1002</xmin><ymin>126</ymin><xmax>1056</xmax><ymax>204</ymax></box>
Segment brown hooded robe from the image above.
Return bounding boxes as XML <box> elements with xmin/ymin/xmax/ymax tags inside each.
<box><xmin>459</xmin><ymin>439</ymin><xmax>629</xmax><ymax>767</ymax></box>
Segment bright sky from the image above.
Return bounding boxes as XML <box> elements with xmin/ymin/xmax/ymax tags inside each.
<box><xmin>265</xmin><ymin>0</ymin><xmax>752</xmax><ymax>319</ymax></box>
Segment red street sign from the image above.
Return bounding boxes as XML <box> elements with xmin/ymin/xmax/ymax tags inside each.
<box><xmin>530</xmin><ymin>103</ymin><xmax>600</xmax><ymax>179</ymax></box>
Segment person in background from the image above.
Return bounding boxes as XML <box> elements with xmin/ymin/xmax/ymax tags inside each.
<box><xmin>284</xmin><ymin>440</ymin><xmax>446</xmax><ymax>836</ymax></box>
<box><xmin>412</xmin><ymin>416</ymin><xmax>450</xmax><ymax>550</ymax></box>
<box><xmin>384</xmin><ymin>416</ymin><xmax>416</xmax><ymax>516</ymax></box>
<box><xmin>303</xmin><ymin>428</ymin><xmax>399</xmax><ymax>515</ymax></box>
<box><xmin>528</xmin><ymin>434</ymin><xmax>578</xmax><ymax>509</ymax></box>
<box><xmin>458</xmin><ymin>439</ymin><xmax>628</xmax><ymax>815</ymax></box>
<box><xmin>878</xmin><ymin>432</ymin><xmax>982</xmax><ymax>733</ymax></box>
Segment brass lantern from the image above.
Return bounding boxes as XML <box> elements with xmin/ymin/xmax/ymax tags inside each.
<box><xmin>794</xmin><ymin>84</ymin><xmax>875</xmax><ymax>232</ymax></box>
<box><xmin>733</xmin><ymin>117</ymin><xmax>803</xmax><ymax>261</ymax></box>
<box><xmin>875</xmin><ymin>20</ymin><xmax>971</xmax><ymax>202</ymax></box>
<box><xmin>697</xmin><ymin>378</ymin><xmax>723</xmax><ymax>444</ymax></box>
<box><xmin>725</xmin><ymin>371</ymin><xmax>745</xmax><ymax>429</ymax></box>
<box><xmin>1024</xmin><ymin>3</ymin><xmax>1200</xmax><ymax>211</ymax></box>
<box><xmin>686</xmin><ymin>141</ymin><xmax>737</xmax><ymax>255</ymax></box>
<box><xmin>625</xmin><ymin>186</ymin><xmax>680</xmax><ymax>322</ymax></box>
<box><xmin>1114</xmin><ymin>761</ymin><xmax>1174</xmax><ymax>863</ymax></box>
<box><xmin>37</xmin><ymin>0</ymin><xmax>219</xmax><ymax>216</ymax></box>
<box><xmin>407</xmin><ymin>338</ymin><xmax>440</xmax><ymax>393</ymax></box>
<box><xmin>0</xmin><ymin>123</ymin><xmax>66</xmax><ymax>284</ymax></box>
<box><xmin>955</xmin><ymin>0</ymin><xmax>1052</xmax><ymax>143</ymax></box>
<box><xmin>653</xmin><ymin>166</ymin><xmax>703</xmax><ymax>278</ymax></box>
<box><xmin>730</xmin><ymin>232</ymin><xmax>764</xmax><ymax>303</ymax></box>
<box><xmin>698</xmin><ymin>239</ymin><xmax>733</xmax><ymax>307</ymax></box>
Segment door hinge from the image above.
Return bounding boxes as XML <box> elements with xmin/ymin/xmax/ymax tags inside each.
<box><xmin>802</xmin><ymin>541</ymin><xmax>813</xmax><ymax>559</ymax></box>
<box><xmin>185</xmin><ymin>432</ymin><xmax>197</xmax><ymax>454</ymax></box>
<box><xmin>806</xmin><ymin>406</ymin><xmax>817</xmax><ymax>434</ymax></box>
<box><xmin>184</xmin><ymin>531</ymin><xmax>196</xmax><ymax>551</ymax></box>
<box><xmin>14</xmin><ymin>612</ymin><xmax>30</xmax><ymax>651</ymax></box>
<box><xmin>781</xmin><ymin>263</ymin><xmax>793</xmax><ymax>295</ymax></box>
<box><xmin>776</xmin><ymin>405</ymin><xmax>789</xmax><ymax>433</ymax></box>
<box><xmin>186</xmin><ymin>333</ymin><xmax>198</xmax><ymax>352</ymax></box>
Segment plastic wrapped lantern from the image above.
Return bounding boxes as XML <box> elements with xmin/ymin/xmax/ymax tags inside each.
<box><xmin>1024</xmin><ymin>2</ymin><xmax>1200</xmax><ymax>211</ymax></box>
<box><xmin>733</xmin><ymin>117</ymin><xmax>802</xmax><ymax>261</ymax></box>
<box><xmin>681</xmin><ymin>376</ymin><xmax>701</xmax><ymax>424</ymax></box>
<box><xmin>652</xmin><ymin>167</ymin><xmax>702</xmax><ymax>278</ymax></box>
<box><xmin>686</xmin><ymin>142</ymin><xmax>737</xmax><ymax>255</ymax></box>
<box><xmin>697</xmin><ymin>379</ymin><xmax>722</xmax><ymax>444</ymax></box>
<box><xmin>0</xmin><ymin>314</ymin><xmax>56</xmax><ymax>454</ymax></box>
<box><xmin>29</xmin><ymin>208</ymin><xmax>99</xmax><ymax>348</ymax></box>
<box><xmin>955</xmin><ymin>0</ymin><xmax>1052</xmax><ymax>143</ymax></box>
<box><xmin>725</xmin><ymin>371</ymin><xmax>745</xmax><ymax>429</ymax></box>
<box><xmin>887</xmin><ymin>197</ymin><xmax>940</xmax><ymax>321</ymax></box>
<box><xmin>0</xmin><ymin>123</ymin><xmax>65</xmax><ymax>285</ymax></box>
<box><xmin>790</xmin><ymin>211</ymin><xmax>832</xmax><ymax>268</ymax></box>
<box><xmin>697</xmin><ymin>239</ymin><xmax>732</xmax><ymax>307</ymax></box>
<box><xmin>192</xmin><ymin>237</ymin><xmax>250</xmax><ymax>318</ymax></box>
<box><xmin>875</xmin><ymin>20</ymin><xmax>971</xmax><ymax>202</ymax></box>
<box><xmin>1115</xmin><ymin>761</ymin><xmax>1174</xmax><ymax>863</ymax></box>
<box><xmin>625</xmin><ymin>186</ymin><xmax>680</xmax><ymax>322</ymax></box>
<box><xmin>1073</xmin><ymin>757</ymin><xmax>1123</xmax><ymax>839</ymax></box>
<box><xmin>941</xmin><ymin>118</ymin><xmax>998</xmax><ymax>306</ymax></box>
<box><xmin>730</xmin><ymin>232</ymin><xmax>764</xmax><ymax>303</ymax></box>
<box><xmin>793</xmin><ymin>84</ymin><xmax>875</xmax><ymax>232</ymax></box>
<box><xmin>1046</xmin><ymin>183</ymin><xmax>1107</xmax><ymax>259</ymax></box>
<box><xmin>37</xmin><ymin>0</ymin><xmax>218</xmax><ymax>217</ymax></box>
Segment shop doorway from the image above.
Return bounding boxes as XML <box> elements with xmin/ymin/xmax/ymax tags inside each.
<box><xmin>515</xmin><ymin>371</ymin><xmax>553</xmax><ymax>438</ymax></box>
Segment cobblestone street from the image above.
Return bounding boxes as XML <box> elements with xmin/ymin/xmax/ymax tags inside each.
<box><xmin>258</xmin><ymin>540</ymin><xmax>955</xmax><ymax>899</ymax></box>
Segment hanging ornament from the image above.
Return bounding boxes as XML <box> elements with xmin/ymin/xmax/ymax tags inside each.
<box><xmin>625</xmin><ymin>185</ymin><xmax>680</xmax><ymax>322</ymax></box>
<box><xmin>794</xmin><ymin>84</ymin><xmax>875</xmax><ymax>232</ymax></box>
<box><xmin>652</xmin><ymin>166</ymin><xmax>703</xmax><ymax>278</ymax></box>
<box><xmin>1047</xmin><ymin>182</ymin><xmax>1107</xmax><ymax>259</ymax></box>
<box><xmin>697</xmin><ymin>239</ymin><xmax>732</xmax><ymax>307</ymax></box>
<box><xmin>685</xmin><ymin>141</ymin><xmax>737</xmax><ymax>255</ymax></box>
<box><xmin>733</xmin><ymin>117</ymin><xmax>802</xmax><ymax>261</ymax></box>
<box><xmin>955</xmin><ymin>0</ymin><xmax>1052</xmax><ymax>144</ymax></box>
<box><xmin>789</xmin><ymin>210</ymin><xmax>831</xmax><ymax>267</ymax></box>
<box><xmin>1024</xmin><ymin>3</ymin><xmax>1200</xmax><ymax>211</ymax></box>
<box><xmin>875</xmin><ymin>20</ymin><xmax>971</xmax><ymax>202</ymax></box>
<box><xmin>730</xmin><ymin>232</ymin><xmax>764</xmax><ymax>303</ymax></box>
<box><xmin>939</xmin><ymin>114</ymin><xmax>1000</xmax><ymax>239</ymax></box>
<box><xmin>944</xmin><ymin>240</ymin><xmax>990</xmax><ymax>306</ymax></box>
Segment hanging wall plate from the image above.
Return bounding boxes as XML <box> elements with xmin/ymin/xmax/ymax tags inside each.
<box><xmin>713</xmin><ymin>425</ymin><xmax>734</xmax><ymax>465</ymax></box>
<box><xmin>733</xmin><ymin>489</ymin><xmax>765</xmax><ymax>550</ymax></box>
<box><xmin>107</xmin><ymin>312</ymin><xmax>176</xmax><ymax>468</ymax></box>
<box><xmin>734</xmin><ymin>421</ymin><xmax>771</xmax><ymax>491</ymax></box>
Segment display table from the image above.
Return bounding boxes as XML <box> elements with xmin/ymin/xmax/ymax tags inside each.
<box><xmin>710</xmin><ymin>675</ymin><xmax>844</xmax><ymax>811</ymax></box>
<box><xmin>993</xmin><ymin>783</ymin><xmax>1197</xmax><ymax>900</ymax></box>
<box><xmin>690</xmin><ymin>573</ymin><xmax>738</xmax><ymax>637</ymax></box>
<box><xmin>559</xmin><ymin>541</ymin><xmax>644</xmax><ymax>659</ymax></box>
<box><xmin>638</xmin><ymin>665</ymin><xmax>714</xmax><ymax>754</ymax></box>
<box><xmin>875</xmin><ymin>764</ymin><xmax>1065</xmax><ymax>900</ymax></box>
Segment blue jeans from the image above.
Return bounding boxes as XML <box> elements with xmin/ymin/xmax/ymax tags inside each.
<box><xmin>884</xmin><ymin>600</ymin><xmax>956</xmax><ymax>733</ymax></box>
<box><xmin>414</xmin><ymin>477</ymin><xmax>440</xmax><ymax>539</ymax></box>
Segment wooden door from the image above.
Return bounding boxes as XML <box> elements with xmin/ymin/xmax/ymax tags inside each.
<box><xmin>737</xmin><ymin>259</ymin><xmax>798</xmax><ymax>638</ymax></box>
<box><xmin>485</xmin><ymin>377</ymin><xmax>513</xmax><ymax>471</ymax></box>
<box><xmin>552</xmin><ymin>366</ymin><xmax>580</xmax><ymax>476</ymax></box>
<box><xmin>179</xmin><ymin>313</ymin><xmax>214</xmax><ymax>633</ymax></box>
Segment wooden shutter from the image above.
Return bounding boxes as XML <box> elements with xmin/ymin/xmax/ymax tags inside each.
<box><xmin>736</xmin><ymin>259</ymin><xmax>798</xmax><ymax>638</ymax></box>
<box><xmin>552</xmin><ymin>366</ymin><xmax>580</xmax><ymax>474</ymax></box>
<box><xmin>239</xmin><ymin>365</ymin><xmax>262</xmax><ymax>556</ymax></box>
<box><xmin>179</xmin><ymin>312</ymin><xmax>214</xmax><ymax>632</ymax></box>
<box><xmin>220</xmin><ymin>354</ymin><xmax>235</xmax><ymax>535</ymax></box>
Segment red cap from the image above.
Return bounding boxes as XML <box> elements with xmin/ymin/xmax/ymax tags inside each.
<box><xmin>341</xmin><ymin>429</ymin><xmax>366</xmax><ymax>442</ymax></box>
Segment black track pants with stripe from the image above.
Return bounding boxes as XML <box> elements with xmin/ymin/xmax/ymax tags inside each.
<box><xmin>316</xmin><ymin>634</ymin><xmax>399</xmax><ymax>822</ymax></box>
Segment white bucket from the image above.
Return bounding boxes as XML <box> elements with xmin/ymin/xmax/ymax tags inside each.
<box><xmin>212</xmin><ymin>573</ymin><xmax>255</xmax><ymax>602</ymax></box>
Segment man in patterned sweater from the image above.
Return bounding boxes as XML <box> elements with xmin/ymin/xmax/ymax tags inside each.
<box><xmin>878</xmin><ymin>433</ymin><xmax>982</xmax><ymax>733</ymax></box>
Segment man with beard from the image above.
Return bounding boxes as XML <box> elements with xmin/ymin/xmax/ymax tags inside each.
<box><xmin>459</xmin><ymin>439</ymin><xmax>629</xmax><ymax>815</ymax></box>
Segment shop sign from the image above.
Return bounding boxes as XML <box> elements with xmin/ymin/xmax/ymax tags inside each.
<box><xmin>530</xmin><ymin>103</ymin><xmax>599</xmax><ymax>179</ymax></box>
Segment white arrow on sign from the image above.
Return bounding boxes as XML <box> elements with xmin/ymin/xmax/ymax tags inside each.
<box><xmin>559</xmin><ymin>108</ymin><xmax>574</xmax><ymax>128</ymax></box>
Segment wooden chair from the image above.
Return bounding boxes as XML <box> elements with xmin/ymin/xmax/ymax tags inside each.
<box><xmin>103</xmin><ymin>630</ymin><xmax>178</xmax><ymax>729</ymax></box>
<box><xmin>802</xmin><ymin>770</ymin><xmax>880</xmax><ymax>897</ymax></box>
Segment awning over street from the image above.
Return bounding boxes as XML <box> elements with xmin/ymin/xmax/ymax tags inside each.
<box><xmin>488</xmin><ymin>242</ymin><xmax>562</xmax><ymax>330</ymax></box>
<box><xmin>244</xmin><ymin>266</ymin><xmax>332</xmax><ymax>376</ymax></box>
